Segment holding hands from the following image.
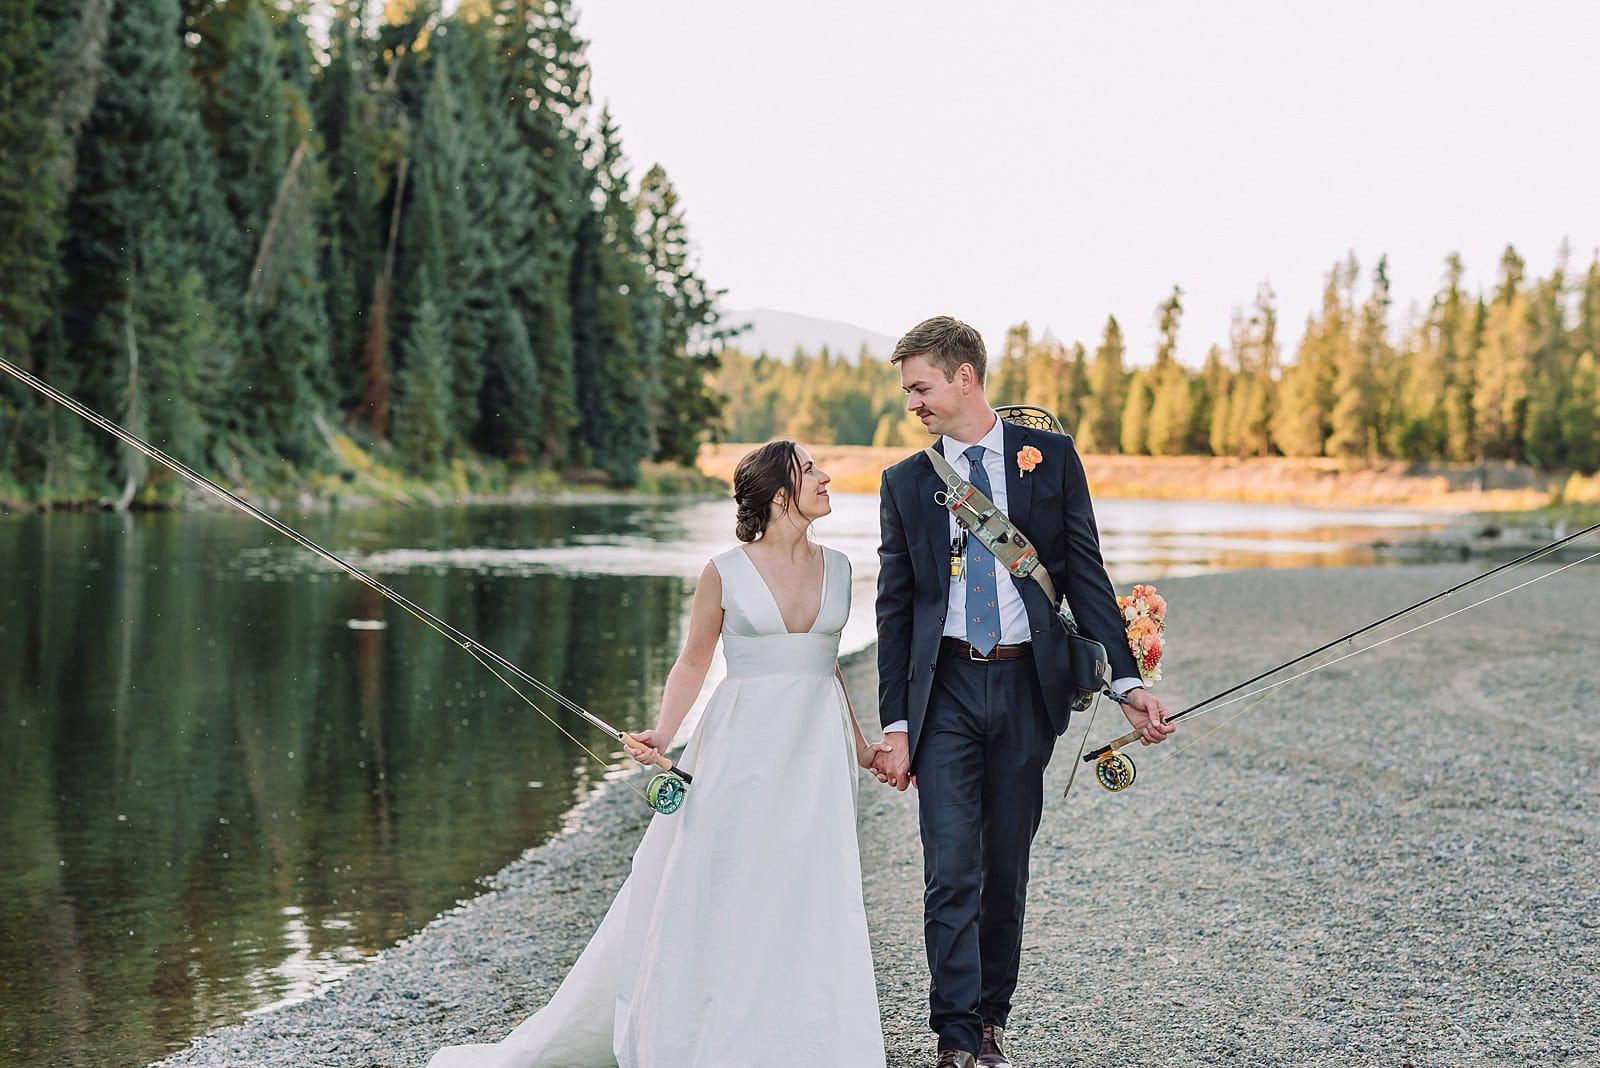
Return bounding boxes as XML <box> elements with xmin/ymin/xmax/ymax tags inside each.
<box><xmin>857</xmin><ymin>736</ymin><xmax>892</xmax><ymax>770</ymax></box>
<box><xmin>869</xmin><ymin>731</ymin><xmax>911</xmax><ymax>791</ymax></box>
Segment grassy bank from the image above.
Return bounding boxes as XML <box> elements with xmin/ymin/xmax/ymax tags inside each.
<box><xmin>699</xmin><ymin>441</ymin><xmax>1584</xmax><ymax>510</ymax></box>
<box><xmin>0</xmin><ymin>429</ymin><xmax>726</xmax><ymax>513</ymax></box>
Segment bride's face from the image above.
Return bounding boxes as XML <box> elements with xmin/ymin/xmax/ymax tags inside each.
<box><xmin>786</xmin><ymin>446</ymin><xmax>832</xmax><ymax>522</ymax></box>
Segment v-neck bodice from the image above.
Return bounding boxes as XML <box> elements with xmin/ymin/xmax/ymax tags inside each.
<box><xmin>711</xmin><ymin>545</ymin><xmax>850</xmax><ymax>679</ymax></box>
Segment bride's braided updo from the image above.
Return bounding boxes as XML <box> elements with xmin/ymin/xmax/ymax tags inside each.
<box><xmin>732</xmin><ymin>440</ymin><xmax>802</xmax><ymax>542</ymax></box>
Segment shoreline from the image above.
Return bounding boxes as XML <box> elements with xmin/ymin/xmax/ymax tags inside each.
<box><xmin>152</xmin><ymin>564</ymin><xmax>1600</xmax><ymax>1067</ymax></box>
<box><xmin>12</xmin><ymin>446</ymin><xmax>1598</xmax><ymax>516</ymax></box>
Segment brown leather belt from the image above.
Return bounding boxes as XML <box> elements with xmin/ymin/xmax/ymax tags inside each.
<box><xmin>941</xmin><ymin>636</ymin><xmax>1033</xmax><ymax>662</ymax></box>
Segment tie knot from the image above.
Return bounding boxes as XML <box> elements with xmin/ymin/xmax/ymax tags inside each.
<box><xmin>963</xmin><ymin>444</ymin><xmax>985</xmax><ymax>467</ymax></box>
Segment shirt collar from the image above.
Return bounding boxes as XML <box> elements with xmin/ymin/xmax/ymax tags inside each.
<box><xmin>942</xmin><ymin>410</ymin><xmax>1005</xmax><ymax>460</ymax></box>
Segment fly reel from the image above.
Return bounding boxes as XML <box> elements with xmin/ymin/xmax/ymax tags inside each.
<box><xmin>645</xmin><ymin>772</ymin><xmax>688</xmax><ymax>814</ymax></box>
<box><xmin>1094</xmin><ymin>750</ymin><xmax>1137</xmax><ymax>792</ymax></box>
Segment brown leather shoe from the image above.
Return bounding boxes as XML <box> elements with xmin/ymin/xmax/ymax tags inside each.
<box><xmin>977</xmin><ymin>1023</ymin><xmax>1012</xmax><ymax>1068</ymax></box>
<box><xmin>936</xmin><ymin>1051</ymin><xmax>977</xmax><ymax>1068</ymax></box>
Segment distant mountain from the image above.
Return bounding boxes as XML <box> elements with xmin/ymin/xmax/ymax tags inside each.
<box><xmin>720</xmin><ymin>307</ymin><xmax>899</xmax><ymax>361</ymax></box>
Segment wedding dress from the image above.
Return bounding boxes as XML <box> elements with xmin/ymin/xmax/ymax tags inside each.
<box><xmin>427</xmin><ymin>544</ymin><xmax>885</xmax><ymax>1067</ymax></box>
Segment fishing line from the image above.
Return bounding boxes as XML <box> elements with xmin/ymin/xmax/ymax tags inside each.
<box><xmin>0</xmin><ymin>356</ymin><xmax>692</xmax><ymax>814</ymax></box>
<box><xmin>1145</xmin><ymin>544</ymin><xmax>1600</xmax><ymax>770</ymax></box>
<box><xmin>1082</xmin><ymin>522</ymin><xmax>1600</xmax><ymax>789</ymax></box>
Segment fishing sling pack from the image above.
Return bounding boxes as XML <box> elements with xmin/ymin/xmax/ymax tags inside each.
<box><xmin>924</xmin><ymin>446</ymin><xmax>1109</xmax><ymax>711</ymax></box>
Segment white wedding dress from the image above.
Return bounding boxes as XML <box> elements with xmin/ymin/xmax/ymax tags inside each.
<box><xmin>427</xmin><ymin>545</ymin><xmax>885</xmax><ymax>1068</ymax></box>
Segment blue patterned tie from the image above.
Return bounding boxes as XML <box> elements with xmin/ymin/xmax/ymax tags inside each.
<box><xmin>962</xmin><ymin>444</ymin><xmax>1001</xmax><ymax>655</ymax></box>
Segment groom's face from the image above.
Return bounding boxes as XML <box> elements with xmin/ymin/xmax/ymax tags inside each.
<box><xmin>899</xmin><ymin>355</ymin><xmax>971</xmax><ymax>437</ymax></box>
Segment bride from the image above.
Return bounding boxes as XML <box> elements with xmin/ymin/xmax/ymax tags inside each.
<box><xmin>427</xmin><ymin>440</ymin><xmax>889</xmax><ymax>1067</ymax></box>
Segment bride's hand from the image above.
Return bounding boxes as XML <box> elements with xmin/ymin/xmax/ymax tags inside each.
<box><xmin>624</xmin><ymin>729</ymin><xmax>668</xmax><ymax>766</ymax></box>
<box><xmin>857</xmin><ymin>738</ymin><xmax>890</xmax><ymax>769</ymax></box>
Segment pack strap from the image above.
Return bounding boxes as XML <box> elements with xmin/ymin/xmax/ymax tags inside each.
<box><xmin>923</xmin><ymin>446</ymin><xmax>1061</xmax><ymax>606</ymax></box>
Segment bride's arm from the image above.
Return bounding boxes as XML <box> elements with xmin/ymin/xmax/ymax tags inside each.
<box><xmin>836</xmin><ymin>666</ymin><xmax>887</xmax><ymax>768</ymax></box>
<box><xmin>625</xmin><ymin>561</ymin><xmax>723</xmax><ymax>765</ymax></box>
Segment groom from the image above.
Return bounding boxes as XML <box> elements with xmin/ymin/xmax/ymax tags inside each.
<box><xmin>872</xmin><ymin>316</ymin><xmax>1173</xmax><ymax>1068</ymax></box>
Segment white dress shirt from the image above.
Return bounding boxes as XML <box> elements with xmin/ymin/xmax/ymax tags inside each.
<box><xmin>882</xmin><ymin>412</ymin><xmax>1141</xmax><ymax>737</ymax></box>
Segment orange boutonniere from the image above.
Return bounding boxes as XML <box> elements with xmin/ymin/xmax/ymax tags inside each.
<box><xmin>1016</xmin><ymin>445</ymin><xmax>1042</xmax><ymax>477</ymax></box>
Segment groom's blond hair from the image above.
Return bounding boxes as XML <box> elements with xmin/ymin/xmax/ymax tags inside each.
<box><xmin>890</xmin><ymin>316</ymin><xmax>987</xmax><ymax>385</ymax></box>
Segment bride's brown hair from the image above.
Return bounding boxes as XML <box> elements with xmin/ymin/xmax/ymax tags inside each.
<box><xmin>732</xmin><ymin>440</ymin><xmax>803</xmax><ymax>542</ymax></box>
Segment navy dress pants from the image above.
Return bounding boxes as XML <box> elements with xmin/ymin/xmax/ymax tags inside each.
<box><xmin>915</xmin><ymin>648</ymin><xmax>1056</xmax><ymax>1054</ymax></box>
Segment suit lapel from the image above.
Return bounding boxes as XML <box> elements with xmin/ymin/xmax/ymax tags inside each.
<box><xmin>1003</xmin><ymin>420</ymin><xmax>1034</xmax><ymax>531</ymax></box>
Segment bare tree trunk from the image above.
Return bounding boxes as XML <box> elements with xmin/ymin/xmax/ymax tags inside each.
<box><xmin>115</xmin><ymin>267</ymin><xmax>145</xmax><ymax>512</ymax></box>
<box><xmin>245</xmin><ymin>139</ymin><xmax>310</xmax><ymax>307</ymax></box>
<box><xmin>358</xmin><ymin>155</ymin><xmax>409</xmax><ymax>439</ymax></box>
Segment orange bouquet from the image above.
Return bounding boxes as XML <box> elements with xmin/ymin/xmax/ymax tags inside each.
<box><xmin>1116</xmin><ymin>583</ymin><xmax>1166</xmax><ymax>684</ymax></box>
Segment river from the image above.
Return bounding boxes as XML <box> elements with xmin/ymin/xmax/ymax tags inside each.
<box><xmin>0</xmin><ymin>493</ymin><xmax>1449</xmax><ymax>1066</ymax></box>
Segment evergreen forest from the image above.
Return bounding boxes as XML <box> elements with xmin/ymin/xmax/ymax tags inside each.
<box><xmin>0</xmin><ymin>0</ymin><xmax>729</xmax><ymax>505</ymax></box>
<box><xmin>716</xmin><ymin>250</ymin><xmax>1600</xmax><ymax>476</ymax></box>
<box><xmin>4</xmin><ymin>2</ymin><xmax>1597</xmax><ymax>509</ymax></box>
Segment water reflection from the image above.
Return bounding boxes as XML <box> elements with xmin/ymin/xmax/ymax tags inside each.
<box><xmin>0</xmin><ymin>494</ymin><xmax>1451</xmax><ymax>1067</ymax></box>
<box><xmin>1</xmin><ymin>507</ymin><xmax>688</xmax><ymax>1067</ymax></box>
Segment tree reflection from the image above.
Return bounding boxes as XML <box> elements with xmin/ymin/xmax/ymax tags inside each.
<box><xmin>0</xmin><ymin>505</ymin><xmax>688</xmax><ymax>1066</ymax></box>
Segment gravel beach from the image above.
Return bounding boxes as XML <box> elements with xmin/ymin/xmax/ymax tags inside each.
<box><xmin>154</xmin><ymin>564</ymin><xmax>1600</xmax><ymax>1068</ymax></box>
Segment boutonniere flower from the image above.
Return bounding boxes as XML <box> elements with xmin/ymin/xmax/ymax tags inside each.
<box><xmin>1116</xmin><ymin>583</ymin><xmax>1167</xmax><ymax>684</ymax></box>
<box><xmin>1016</xmin><ymin>445</ymin><xmax>1043</xmax><ymax>477</ymax></box>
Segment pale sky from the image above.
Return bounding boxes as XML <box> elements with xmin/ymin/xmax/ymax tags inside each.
<box><xmin>574</xmin><ymin>1</ymin><xmax>1597</xmax><ymax>366</ymax></box>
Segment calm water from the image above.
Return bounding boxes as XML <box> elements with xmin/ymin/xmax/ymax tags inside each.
<box><xmin>0</xmin><ymin>494</ymin><xmax>1449</xmax><ymax>1066</ymax></box>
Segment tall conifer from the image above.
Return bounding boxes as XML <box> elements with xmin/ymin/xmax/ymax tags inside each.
<box><xmin>210</xmin><ymin>0</ymin><xmax>331</xmax><ymax>464</ymax></box>
<box><xmin>1473</xmin><ymin>246</ymin><xmax>1532</xmax><ymax>459</ymax></box>
<box><xmin>53</xmin><ymin>0</ymin><xmax>226</xmax><ymax>502</ymax></box>
<box><xmin>1078</xmin><ymin>316</ymin><xmax>1125</xmax><ymax>453</ymax></box>
<box><xmin>1146</xmin><ymin>286</ymin><xmax>1192</xmax><ymax>456</ymax></box>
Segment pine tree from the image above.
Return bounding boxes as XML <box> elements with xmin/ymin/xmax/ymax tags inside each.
<box><xmin>493</xmin><ymin>0</ymin><xmax>596</xmax><ymax>462</ymax></box>
<box><xmin>1271</xmin><ymin>265</ymin><xmax>1348</xmax><ymax>457</ymax></box>
<box><xmin>1197</xmin><ymin>344</ymin><xmax>1230</xmax><ymax>455</ymax></box>
<box><xmin>209</xmin><ymin>0</ymin><xmax>330</xmax><ymax>465</ymax></box>
<box><xmin>992</xmin><ymin>323</ymin><xmax>1030</xmax><ymax>406</ymax></box>
<box><xmin>1077</xmin><ymin>316</ymin><xmax>1125</xmax><ymax>453</ymax></box>
<box><xmin>0</xmin><ymin>0</ymin><xmax>62</xmax><ymax>363</ymax></box>
<box><xmin>1145</xmin><ymin>286</ymin><xmax>1192</xmax><ymax>456</ymax></box>
<box><xmin>53</xmin><ymin>0</ymin><xmax>228</xmax><ymax>503</ymax></box>
<box><xmin>570</xmin><ymin>108</ymin><xmax>652</xmax><ymax>483</ymax></box>
<box><xmin>637</xmin><ymin>164</ymin><xmax>726</xmax><ymax>465</ymax></box>
<box><xmin>1399</xmin><ymin>254</ymin><xmax>1480</xmax><ymax>461</ymax></box>
<box><xmin>399</xmin><ymin>35</ymin><xmax>493</xmax><ymax>445</ymax></box>
<box><xmin>1562</xmin><ymin>351</ymin><xmax>1600</xmax><ymax>473</ymax></box>
<box><xmin>392</xmin><ymin>277</ymin><xmax>453</xmax><ymax>472</ymax></box>
<box><xmin>314</xmin><ymin>5</ymin><xmax>392</xmax><ymax>413</ymax></box>
<box><xmin>1577</xmin><ymin>256</ymin><xmax>1600</xmax><ymax>364</ymax></box>
<box><xmin>1522</xmin><ymin>263</ymin><xmax>1571</xmax><ymax>468</ymax></box>
<box><xmin>1473</xmin><ymin>246</ymin><xmax>1532</xmax><ymax>460</ymax></box>
<box><xmin>1226</xmin><ymin>287</ymin><xmax>1278</xmax><ymax>457</ymax></box>
<box><xmin>1120</xmin><ymin>370</ymin><xmax>1151</xmax><ymax>455</ymax></box>
<box><xmin>1328</xmin><ymin>258</ymin><xmax>1387</xmax><ymax>459</ymax></box>
<box><xmin>1060</xmin><ymin>342</ymin><xmax>1090</xmax><ymax>442</ymax></box>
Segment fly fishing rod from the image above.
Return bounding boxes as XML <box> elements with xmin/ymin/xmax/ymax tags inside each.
<box><xmin>1081</xmin><ymin>517</ymin><xmax>1600</xmax><ymax>791</ymax></box>
<box><xmin>0</xmin><ymin>356</ymin><xmax>692</xmax><ymax>815</ymax></box>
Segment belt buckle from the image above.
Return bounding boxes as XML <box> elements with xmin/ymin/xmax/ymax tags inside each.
<box><xmin>968</xmin><ymin>640</ymin><xmax>990</xmax><ymax>662</ymax></box>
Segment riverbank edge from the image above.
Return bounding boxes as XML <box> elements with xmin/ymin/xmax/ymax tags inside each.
<box><xmin>148</xmin><ymin>646</ymin><xmax>880</xmax><ymax>1068</ymax></box>
<box><xmin>148</xmin><ymin>565</ymin><xmax>1600</xmax><ymax>1068</ymax></box>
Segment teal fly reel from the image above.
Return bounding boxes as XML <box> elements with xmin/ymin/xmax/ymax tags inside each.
<box><xmin>645</xmin><ymin>772</ymin><xmax>688</xmax><ymax>814</ymax></box>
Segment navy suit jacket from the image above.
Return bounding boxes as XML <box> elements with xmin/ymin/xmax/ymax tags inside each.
<box><xmin>875</xmin><ymin>420</ymin><xmax>1137</xmax><ymax>761</ymax></box>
